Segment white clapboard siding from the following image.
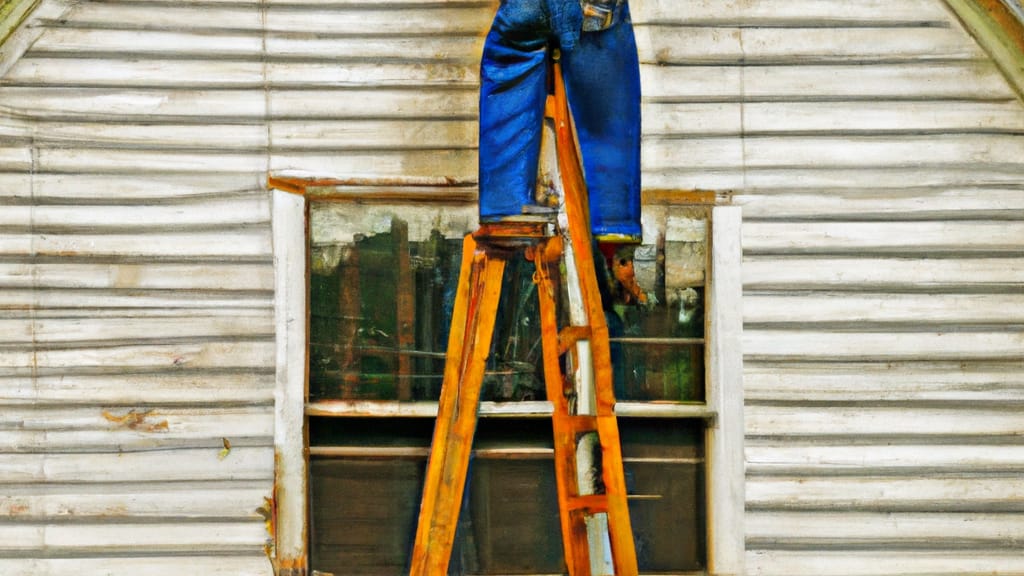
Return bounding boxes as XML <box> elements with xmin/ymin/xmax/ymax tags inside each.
<box><xmin>0</xmin><ymin>263</ymin><xmax>273</xmax><ymax>290</ymax></box>
<box><xmin>631</xmin><ymin>0</ymin><xmax>951</xmax><ymax>25</ymax></box>
<box><xmin>0</xmin><ymin>372</ymin><xmax>276</xmax><ymax>406</ymax></box>
<box><xmin>744</xmin><ymin>362</ymin><xmax>1024</xmax><ymax>403</ymax></box>
<box><xmin>0</xmin><ymin>87</ymin><xmax>269</xmax><ymax>122</ymax></box>
<box><xmin>746</xmin><ymin>551</ymin><xmax>1024</xmax><ymax>576</ymax></box>
<box><xmin>0</xmin><ymin>481</ymin><xmax>270</xmax><ymax>519</ymax></box>
<box><xmin>744</xmin><ymin>293</ymin><xmax>1024</xmax><ymax>325</ymax></box>
<box><xmin>661</xmin><ymin>0</ymin><xmax>1024</xmax><ymax>571</ymax></box>
<box><xmin>747</xmin><ymin>476</ymin><xmax>1024</xmax><ymax>511</ymax></box>
<box><xmin>0</xmin><ymin>289</ymin><xmax>273</xmax><ymax>311</ymax></box>
<box><xmin>2</xmin><ymin>0</ymin><xmax>1022</xmax><ymax>574</ymax></box>
<box><xmin>636</xmin><ymin>26</ymin><xmax>984</xmax><ymax>64</ymax></box>
<box><xmin>0</xmin><ymin>198</ymin><xmax>270</xmax><ymax>229</ymax></box>
<box><xmin>747</xmin><ymin>511</ymin><xmax>1024</xmax><ymax>544</ymax></box>
<box><xmin>0</xmin><ymin>557</ymin><xmax>272</xmax><ymax>576</ymax></box>
<box><xmin>0</xmin><ymin>341</ymin><xmax>276</xmax><ymax>370</ymax></box>
<box><xmin>3</xmin><ymin>0</ymin><xmax>272</xmax><ymax>572</ymax></box>
<box><xmin>744</xmin><ymin>256</ymin><xmax>1024</xmax><ymax>289</ymax></box>
<box><xmin>0</xmin><ymin>173</ymin><xmax>268</xmax><ymax>200</ymax></box>
<box><xmin>736</xmin><ymin>187</ymin><xmax>1024</xmax><ymax>220</ymax></box>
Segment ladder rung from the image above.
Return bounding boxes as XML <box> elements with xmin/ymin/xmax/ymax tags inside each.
<box><xmin>557</xmin><ymin>325</ymin><xmax>591</xmax><ymax>355</ymax></box>
<box><xmin>565</xmin><ymin>414</ymin><xmax>598</xmax><ymax>433</ymax></box>
<box><xmin>566</xmin><ymin>494</ymin><xmax>609</xmax><ymax>514</ymax></box>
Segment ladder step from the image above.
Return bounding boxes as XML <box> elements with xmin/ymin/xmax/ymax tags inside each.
<box><xmin>566</xmin><ymin>494</ymin><xmax>609</xmax><ymax>514</ymax></box>
<box><xmin>557</xmin><ymin>325</ymin><xmax>592</xmax><ymax>355</ymax></box>
<box><xmin>554</xmin><ymin>413</ymin><xmax>598</xmax><ymax>433</ymax></box>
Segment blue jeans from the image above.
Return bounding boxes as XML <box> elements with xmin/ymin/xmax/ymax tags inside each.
<box><xmin>478</xmin><ymin>0</ymin><xmax>642</xmax><ymax>240</ymax></box>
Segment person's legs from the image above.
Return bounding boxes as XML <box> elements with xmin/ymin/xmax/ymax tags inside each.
<box><xmin>560</xmin><ymin>8</ymin><xmax>641</xmax><ymax>241</ymax></box>
<box><xmin>478</xmin><ymin>1</ymin><xmax>551</xmax><ymax>221</ymax></box>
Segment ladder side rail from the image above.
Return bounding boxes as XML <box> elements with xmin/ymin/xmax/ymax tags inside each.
<box><xmin>551</xmin><ymin>56</ymin><xmax>640</xmax><ymax>576</ymax></box>
<box><xmin>409</xmin><ymin>237</ymin><xmax>507</xmax><ymax>576</ymax></box>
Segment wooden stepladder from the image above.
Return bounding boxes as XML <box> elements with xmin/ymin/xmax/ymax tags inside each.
<box><xmin>409</xmin><ymin>52</ymin><xmax>639</xmax><ymax>576</ymax></box>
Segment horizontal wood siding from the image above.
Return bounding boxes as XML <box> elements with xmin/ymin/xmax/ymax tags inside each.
<box><xmin>630</xmin><ymin>0</ymin><xmax>1024</xmax><ymax>573</ymax></box>
<box><xmin>2</xmin><ymin>0</ymin><xmax>1023</xmax><ymax>574</ymax></box>
<box><xmin>0</xmin><ymin>0</ymin><xmax>277</xmax><ymax>573</ymax></box>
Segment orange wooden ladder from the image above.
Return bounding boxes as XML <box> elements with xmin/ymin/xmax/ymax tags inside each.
<box><xmin>408</xmin><ymin>52</ymin><xmax>639</xmax><ymax>576</ymax></box>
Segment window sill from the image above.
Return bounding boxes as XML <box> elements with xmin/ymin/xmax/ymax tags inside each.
<box><xmin>306</xmin><ymin>400</ymin><xmax>714</xmax><ymax>420</ymax></box>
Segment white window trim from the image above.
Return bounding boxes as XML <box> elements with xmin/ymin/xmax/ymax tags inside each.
<box><xmin>706</xmin><ymin>205</ymin><xmax>746</xmax><ymax>576</ymax></box>
<box><xmin>272</xmin><ymin>189</ymin><xmax>309</xmax><ymax>575</ymax></box>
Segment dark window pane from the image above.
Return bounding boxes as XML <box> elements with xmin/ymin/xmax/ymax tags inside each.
<box><xmin>309</xmin><ymin>418</ymin><xmax>705</xmax><ymax>575</ymax></box>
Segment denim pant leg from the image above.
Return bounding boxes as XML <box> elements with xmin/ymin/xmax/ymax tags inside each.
<box><xmin>478</xmin><ymin>1</ymin><xmax>551</xmax><ymax>221</ymax></box>
<box><xmin>561</xmin><ymin>10</ymin><xmax>642</xmax><ymax>240</ymax></box>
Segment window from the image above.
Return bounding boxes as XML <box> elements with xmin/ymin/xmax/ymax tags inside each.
<box><xmin>270</xmin><ymin>180</ymin><xmax>744</xmax><ymax>576</ymax></box>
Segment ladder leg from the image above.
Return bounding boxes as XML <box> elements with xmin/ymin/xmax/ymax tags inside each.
<box><xmin>551</xmin><ymin>55</ymin><xmax>639</xmax><ymax>576</ymax></box>
<box><xmin>533</xmin><ymin>239</ymin><xmax>591</xmax><ymax>576</ymax></box>
<box><xmin>409</xmin><ymin>234</ymin><xmax>506</xmax><ymax>576</ymax></box>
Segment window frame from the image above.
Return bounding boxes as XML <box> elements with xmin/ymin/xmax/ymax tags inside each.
<box><xmin>270</xmin><ymin>182</ymin><xmax>745</xmax><ymax>576</ymax></box>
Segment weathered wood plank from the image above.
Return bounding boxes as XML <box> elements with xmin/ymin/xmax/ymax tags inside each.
<box><xmin>0</xmin><ymin>88</ymin><xmax>267</xmax><ymax>122</ymax></box>
<box><xmin>0</xmin><ymin>341</ymin><xmax>276</xmax><ymax>370</ymax></box>
<box><xmin>735</xmin><ymin>166</ymin><xmax>1024</xmax><ymax>190</ymax></box>
<box><xmin>736</xmin><ymin>187</ymin><xmax>1024</xmax><ymax>220</ymax></box>
<box><xmin>747</xmin><ymin>476</ymin><xmax>1024</xmax><ymax>511</ymax></box>
<box><xmin>24</xmin><ymin>123</ymin><xmax>269</xmax><ymax>152</ymax></box>
<box><xmin>741</xmin><ymin>134</ymin><xmax>1024</xmax><ymax>168</ymax></box>
<box><xmin>266</xmin><ymin>35</ymin><xmax>484</xmax><ymax>61</ymax></box>
<box><xmin>740</xmin><ymin>61</ymin><xmax>1016</xmax><ymax>100</ymax></box>
<box><xmin>271</xmin><ymin>88</ymin><xmax>478</xmax><ymax>119</ymax></box>
<box><xmin>0</xmin><ymin>481</ymin><xmax>269</xmax><ymax>519</ymax></box>
<box><xmin>743</xmin><ymin>330</ymin><xmax>1024</xmax><ymax>361</ymax></box>
<box><xmin>742</xmin><ymin>222</ymin><xmax>1024</xmax><ymax>254</ymax></box>
<box><xmin>642</xmin><ymin>63</ymin><xmax>1015</xmax><ymax>101</ymax></box>
<box><xmin>59</xmin><ymin>2</ymin><xmax>263</xmax><ymax>30</ymax></box>
<box><xmin>0</xmin><ymin>263</ymin><xmax>273</xmax><ymax>291</ymax></box>
<box><xmin>744</xmin><ymin>293</ymin><xmax>1024</xmax><ymax>325</ymax></box>
<box><xmin>0</xmin><ymin>230</ymin><xmax>272</xmax><ymax>259</ymax></box>
<box><xmin>637</xmin><ymin>26</ymin><xmax>982</xmax><ymax>65</ymax></box>
<box><xmin>640</xmin><ymin>65</ymin><xmax>742</xmax><ymax>101</ymax></box>
<box><xmin>271</xmin><ymin>119</ymin><xmax>475</xmax><ymax>150</ymax></box>
<box><xmin>642</xmin><ymin>137</ymin><xmax>744</xmax><ymax>170</ymax></box>
<box><xmin>265</xmin><ymin>6</ymin><xmax>493</xmax><ymax>34</ymax></box>
<box><xmin>0</xmin><ymin>173</ymin><xmax>265</xmax><ymax>201</ymax></box>
<box><xmin>0</xmin><ymin>522</ymin><xmax>266</xmax><ymax>553</ymax></box>
<box><xmin>0</xmin><ymin>146</ymin><xmax>31</xmax><ymax>170</ymax></box>
<box><xmin>0</xmin><ymin>289</ymin><xmax>272</xmax><ymax>311</ymax></box>
<box><xmin>0</xmin><ymin>372</ymin><xmax>275</xmax><ymax>405</ymax></box>
<box><xmin>0</xmin><ymin>314</ymin><xmax>273</xmax><ymax>345</ymax></box>
<box><xmin>5</xmin><ymin>57</ymin><xmax>265</xmax><ymax>87</ymax></box>
<box><xmin>631</xmin><ymin>0</ymin><xmax>949</xmax><ymax>25</ymax></box>
<box><xmin>0</xmin><ymin>447</ymin><xmax>274</xmax><ymax>483</ymax></box>
<box><xmin>269</xmin><ymin>150</ymin><xmax>475</xmax><ymax>180</ymax></box>
<box><xmin>747</xmin><ymin>511</ymin><xmax>1024</xmax><ymax>544</ymax></box>
<box><xmin>0</xmin><ymin>556</ymin><xmax>271</xmax><ymax>576</ymax></box>
<box><xmin>0</xmin><ymin>404</ymin><xmax>273</xmax><ymax>432</ymax></box>
<box><xmin>747</xmin><ymin>405</ymin><xmax>1024</xmax><ymax>437</ymax></box>
<box><xmin>746</xmin><ymin>550</ymin><xmax>1024</xmax><ymax>576</ymax></box>
<box><xmin>744</xmin><ymin>361</ymin><xmax>1024</xmax><ymax>403</ymax></box>
<box><xmin>30</xmin><ymin>27</ymin><xmax>263</xmax><ymax>56</ymax></box>
<box><xmin>747</xmin><ymin>441</ymin><xmax>1024</xmax><ymax>478</ymax></box>
<box><xmin>0</xmin><ymin>198</ymin><xmax>270</xmax><ymax>230</ymax></box>
<box><xmin>738</xmin><ymin>26</ymin><xmax>983</xmax><ymax>62</ymax></box>
<box><xmin>643</xmin><ymin>102</ymin><xmax>742</xmax><ymax>136</ymax></box>
<box><xmin>34</xmin><ymin>148</ymin><xmax>267</xmax><ymax>174</ymax></box>
<box><xmin>266</xmin><ymin>61</ymin><xmax>478</xmax><ymax>87</ymax></box>
<box><xmin>742</xmin><ymin>101</ymin><xmax>1024</xmax><ymax>134</ymax></box>
<box><xmin>743</xmin><ymin>256</ymin><xmax>1024</xmax><ymax>289</ymax></box>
